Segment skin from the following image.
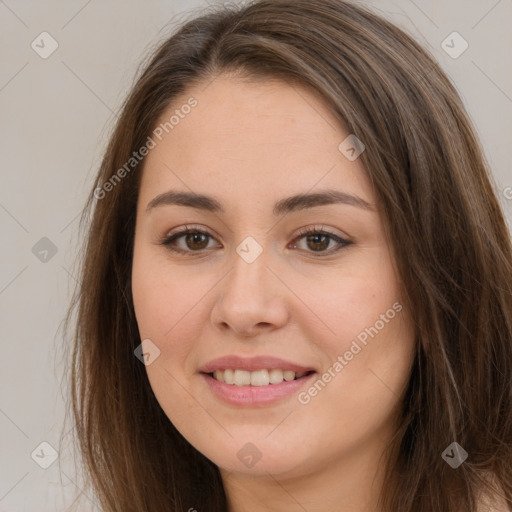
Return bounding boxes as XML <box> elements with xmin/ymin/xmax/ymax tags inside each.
<box><xmin>131</xmin><ymin>73</ymin><xmax>417</xmax><ymax>512</ymax></box>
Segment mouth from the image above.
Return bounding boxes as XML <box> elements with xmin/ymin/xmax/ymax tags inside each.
<box><xmin>198</xmin><ymin>355</ymin><xmax>318</xmax><ymax>406</ymax></box>
<box><xmin>206</xmin><ymin>368</ymin><xmax>316</xmax><ymax>386</ymax></box>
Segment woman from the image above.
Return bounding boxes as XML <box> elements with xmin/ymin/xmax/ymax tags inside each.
<box><xmin>64</xmin><ymin>0</ymin><xmax>512</xmax><ymax>510</ymax></box>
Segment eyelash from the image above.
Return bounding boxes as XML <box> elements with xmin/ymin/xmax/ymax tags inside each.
<box><xmin>159</xmin><ymin>224</ymin><xmax>352</xmax><ymax>257</ymax></box>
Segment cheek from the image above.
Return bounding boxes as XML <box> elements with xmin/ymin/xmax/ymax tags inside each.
<box><xmin>131</xmin><ymin>249</ymin><xmax>211</xmax><ymax>436</ymax></box>
<box><xmin>296</xmin><ymin>251</ymin><xmax>405</xmax><ymax>355</ymax></box>
<box><xmin>294</xmin><ymin>249</ymin><xmax>414</xmax><ymax>412</ymax></box>
<box><xmin>131</xmin><ymin>245</ymin><xmax>204</xmax><ymax>341</ymax></box>
<box><xmin>132</xmin><ymin>255</ymin><xmax>181</xmax><ymax>390</ymax></box>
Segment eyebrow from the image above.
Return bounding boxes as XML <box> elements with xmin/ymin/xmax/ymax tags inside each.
<box><xmin>145</xmin><ymin>189</ymin><xmax>375</xmax><ymax>216</ymax></box>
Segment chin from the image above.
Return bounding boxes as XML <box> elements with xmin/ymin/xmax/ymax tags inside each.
<box><xmin>198</xmin><ymin>435</ymin><xmax>315</xmax><ymax>477</ymax></box>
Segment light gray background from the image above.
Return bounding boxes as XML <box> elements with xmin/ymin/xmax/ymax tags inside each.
<box><xmin>1</xmin><ymin>0</ymin><xmax>511</xmax><ymax>510</ymax></box>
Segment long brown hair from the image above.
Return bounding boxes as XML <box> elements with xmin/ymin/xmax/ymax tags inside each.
<box><xmin>61</xmin><ymin>0</ymin><xmax>512</xmax><ymax>510</ymax></box>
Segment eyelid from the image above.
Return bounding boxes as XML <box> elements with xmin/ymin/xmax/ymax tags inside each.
<box><xmin>159</xmin><ymin>224</ymin><xmax>218</xmax><ymax>246</ymax></box>
<box><xmin>161</xmin><ymin>224</ymin><xmax>349</xmax><ymax>242</ymax></box>
<box><xmin>293</xmin><ymin>224</ymin><xmax>349</xmax><ymax>241</ymax></box>
<box><xmin>159</xmin><ymin>224</ymin><xmax>352</xmax><ymax>257</ymax></box>
<box><xmin>161</xmin><ymin>224</ymin><xmax>216</xmax><ymax>241</ymax></box>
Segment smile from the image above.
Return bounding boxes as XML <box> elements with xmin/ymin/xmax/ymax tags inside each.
<box><xmin>210</xmin><ymin>368</ymin><xmax>313</xmax><ymax>386</ymax></box>
<box><xmin>201</xmin><ymin>370</ymin><xmax>317</xmax><ymax>406</ymax></box>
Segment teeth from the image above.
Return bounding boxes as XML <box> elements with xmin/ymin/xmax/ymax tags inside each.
<box><xmin>223</xmin><ymin>369</ymin><xmax>234</xmax><ymax>384</ymax></box>
<box><xmin>283</xmin><ymin>370</ymin><xmax>295</xmax><ymax>381</ymax></box>
<box><xmin>269</xmin><ymin>369</ymin><xmax>284</xmax><ymax>384</ymax></box>
<box><xmin>211</xmin><ymin>368</ymin><xmax>310</xmax><ymax>386</ymax></box>
<box><xmin>250</xmin><ymin>369</ymin><xmax>270</xmax><ymax>386</ymax></box>
<box><xmin>234</xmin><ymin>370</ymin><xmax>251</xmax><ymax>386</ymax></box>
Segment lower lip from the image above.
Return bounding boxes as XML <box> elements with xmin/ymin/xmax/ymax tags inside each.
<box><xmin>201</xmin><ymin>372</ymin><xmax>317</xmax><ymax>407</ymax></box>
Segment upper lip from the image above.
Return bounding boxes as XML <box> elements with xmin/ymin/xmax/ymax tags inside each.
<box><xmin>199</xmin><ymin>355</ymin><xmax>316</xmax><ymax>373</ymax></box>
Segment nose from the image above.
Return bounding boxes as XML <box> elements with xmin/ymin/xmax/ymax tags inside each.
<box><xmin>210</xmin><ymin>249</ymin><xmax>290</xmax><ymax>338</ymax></box>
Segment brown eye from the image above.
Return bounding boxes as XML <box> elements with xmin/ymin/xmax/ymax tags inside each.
<box><xmin>290</xmin><ymin>226</ymin><xmax>352</xmax><ymax>256</ymax></box>
<box><xmin>182</xmin><ymin>232</ymin><xmax>209</xmax><ymax>250</ymax></box>
<box><xmin>160</xmin><ymin>225</ymin><xmax>351</xmax><ymax>257</ymax></box>
<box><xmin>160</xmin><ymin>227</ymin><xmax>219</xmax><ymax>254</ymax></box>
<box><xmin>304</xmin><ymin>233</ymin><xmax>331</xmax><ymax>252</ymax></box>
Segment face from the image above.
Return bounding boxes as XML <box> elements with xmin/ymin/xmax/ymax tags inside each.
<box><xmin>131</xmin><ymin>73</ymin><xmax>416</xmax><ymax>480</ymax></box>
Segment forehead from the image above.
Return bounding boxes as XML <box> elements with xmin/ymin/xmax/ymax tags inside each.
<box><xmin>138</xmin><ymin>74</ymin><xmax>374</xmax><ymax>212</ymax></box>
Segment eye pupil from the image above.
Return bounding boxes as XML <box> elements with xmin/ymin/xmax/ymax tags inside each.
<box><xmin>186</xmin><ymin>233</ymin><xmax>208</xmax><ymax>250</ymax></box>
<box><xmin>307</xmin><ymin>234</ymin><xmax>329</xmax><ymax>251</ymax></box>
<box><xmin>162</xmin><ymin>227</ymin><xmax>349</xmax><ymax>257</ymax></box>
